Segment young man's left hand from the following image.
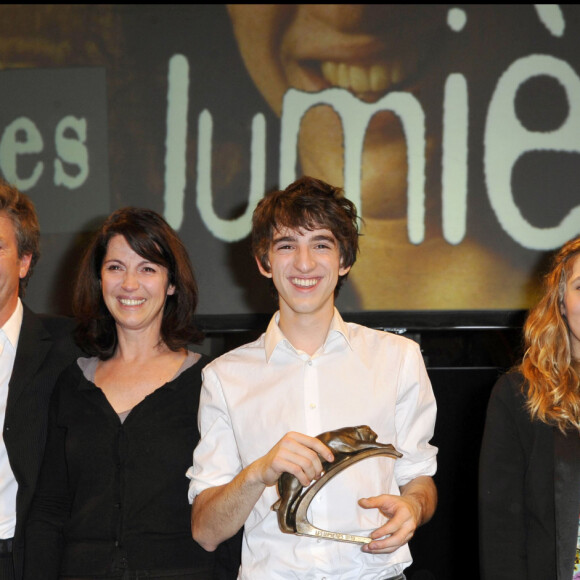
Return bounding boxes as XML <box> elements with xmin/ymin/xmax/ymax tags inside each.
<box><xmin>358</xmin><ymin>475</ymin><xmax>437</xmax><ymax>554</ymax></box>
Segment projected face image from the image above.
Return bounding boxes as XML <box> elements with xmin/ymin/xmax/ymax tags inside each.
<box><xmin>228</xmin><ymin>4</ymin><xmax>446</xmax><ymax>220</ymax></box>
<box><xmin>3</xmin><ymin>4</ymin><xmax>424</xmax><ymax>194</ymax></box>
<box><xmin>0</xmin><ymin>4</ymin><xmax>568</xmax><ymax>316</ymax></box>
<box><xmin>227</xmin><ymin>4</ymin><xmax>554</xmax><ymax>310</ymax></box>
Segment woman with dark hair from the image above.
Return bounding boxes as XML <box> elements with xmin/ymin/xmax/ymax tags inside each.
<box><xmin>24</xmin><ymin>208</ymin><xmax>214</xmax><ymax>579</ymax></box>
<box><xmin>479</xmin><ymin>235</ymin><xmax>580</xmax><ymax>580</ymax></box>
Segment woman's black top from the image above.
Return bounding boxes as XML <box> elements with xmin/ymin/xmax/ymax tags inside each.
<box><xmin>479</xmin><ymin>371</ymin><xmax>580</xmax><ymax>580</ymax></box>
<box><xmin>24</xmin><ymin>354</ymin><xmax>214</xmax><ymax>579</ymax></box>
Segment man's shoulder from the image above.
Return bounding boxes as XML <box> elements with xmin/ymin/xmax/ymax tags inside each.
<box><xmin>21</xmin><ymin>305</ymin><xmax>82</xmax><ymax>357</ymax></box>
<box><xmin>32</xmin><ymin>312</ymin><xmax>77</xmax><ymax>338</ymax></box>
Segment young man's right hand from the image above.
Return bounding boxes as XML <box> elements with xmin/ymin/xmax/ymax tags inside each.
<box><xmin>252</xmin><ymin>431</ymin><xmax>334</xmax><ymax>487</ymax></box>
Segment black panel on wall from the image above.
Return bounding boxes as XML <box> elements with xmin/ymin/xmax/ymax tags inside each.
<box><xmin>406</xmin><ymin>367</ymin><xmax>502</xmax><ymax>580</ymax></box>
<box><xmin>404</xmin><ymin>327</ymin><xmax>521</xmax><ymax>579</ymax></box>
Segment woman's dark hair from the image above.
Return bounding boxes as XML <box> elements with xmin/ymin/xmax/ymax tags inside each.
<box><xmin>74</xmin><ymin>207</ymin><xmax>203</xmax><ymax>359</ymax></box>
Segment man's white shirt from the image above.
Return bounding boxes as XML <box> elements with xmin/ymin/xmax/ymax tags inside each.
<box><xmin>0</xmin><ymin>299</ymin><xmax>23</xmax><ymax>539</ymax></box>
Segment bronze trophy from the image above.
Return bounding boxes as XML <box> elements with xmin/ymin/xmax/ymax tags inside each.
<box><xmin>272</xmin><ymin>425</ymin><xmax>402</xmax><ymax>544</ymax></box>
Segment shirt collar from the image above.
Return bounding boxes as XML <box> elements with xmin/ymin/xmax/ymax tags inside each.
<box><xmin>264</xmin><ymin>307</ymin><xmax>353</xmax><ymax>363</ymax></box>
<box><xmin>1</xmin><ymin>298</ymin><xmax>23</xmax><ymax>351</ymax></box>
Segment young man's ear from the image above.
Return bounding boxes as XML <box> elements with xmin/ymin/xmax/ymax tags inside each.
<box><xmin>255</xmin><ymin>256</ymin><xmax>272</xmax><ymax>278</ymax></box>
<box><xmin>338</xmin><ymin>255</ymin><xmax>352</xmax><ymax>278</ymax></box>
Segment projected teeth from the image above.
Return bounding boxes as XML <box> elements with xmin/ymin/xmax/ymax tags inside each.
<box><xmin>321</xmin><ymin>61</ymin><xmax>402</xmax><ymax>95</ymax></box>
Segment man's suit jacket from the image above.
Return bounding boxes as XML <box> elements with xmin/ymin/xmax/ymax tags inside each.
<box><xmin>479</xmin><ymin>371</ymin><xmax>580</xmax><ymax>580</ymax></box>
<box><xmin>3</xmin><ymin>305</ymin><xmax>80</xmax><ymax>580</ymax></box>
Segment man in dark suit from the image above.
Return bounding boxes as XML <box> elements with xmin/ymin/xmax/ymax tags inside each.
<box><xmin>0</xmin><ymin>180</ymin><xmax>80</xmax><ymax>580</ymax></box>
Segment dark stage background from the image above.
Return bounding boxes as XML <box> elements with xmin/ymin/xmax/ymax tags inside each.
<box><xmin>0</xmin><ymin>5</ymin><xmax>578</xmax><ymax>320</ymax></box>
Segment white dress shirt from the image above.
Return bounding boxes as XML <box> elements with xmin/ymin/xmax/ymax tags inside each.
<box><xmin>188</xmin><ymin>309</ymin><xmax>437</xmax><ymax>580</ymax></box>
<box><xmin>0</xmin><ymin>299</ymin><xmax>23</xmax><ymax>539</ymax></box>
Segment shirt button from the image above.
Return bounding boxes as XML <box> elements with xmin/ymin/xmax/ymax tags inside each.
<box><xmin>309</xmin><ymin>403</ymin><xmax>316</xmax><ymax>409</ymax></box>
<box><xmin>308</xmin><ymin>360</ymin><xmax>313</xmax><ymax>366</ymax></box>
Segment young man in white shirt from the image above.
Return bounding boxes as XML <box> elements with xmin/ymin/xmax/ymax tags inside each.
<box><xmin>189</xmin><ymin>176</ymin><xmax>437</xmax><ymax>580</ymax></box>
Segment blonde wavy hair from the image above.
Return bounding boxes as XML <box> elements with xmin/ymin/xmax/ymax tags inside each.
<box><xmin>520</xmin><ymin>235</ymin><xmax>580</xmax><ymax>432</ymax></box>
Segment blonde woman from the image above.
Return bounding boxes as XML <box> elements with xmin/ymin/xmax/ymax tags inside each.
<box><xmin>479</xmin><ymin>235</ymin><xmax>580</xmax><ymax>580</ymax></box>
